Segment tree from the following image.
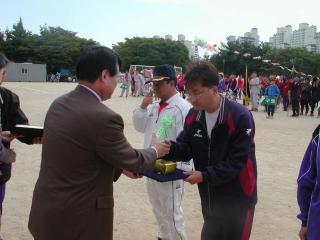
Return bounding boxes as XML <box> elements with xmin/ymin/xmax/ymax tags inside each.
<box><xmin>264</xmin><ymin>48</ymin><xmax>320</xmax><ymax>76</ymax></box>
<box><xmin>2</xmin><ymin>19</ymin><xmax>97</xmax><ymax>73</ymax></box>
<box><xmin>0</xmin><ymin>30</ymin><xmax>4</xmax><ymax>52</ymax></box>
<box><xmin>3</xmin><ymin>17</ymin><xmax>34</xmax><ymax>62</ymax></box>
<box><xmin>112</xmin><ymin>37</ymin><xmax>190</xmax><ymax>71</ymax></box>
<box><xmin>30</xmin><ymin>25</ymin><xmax>97</xmax><ymax>73</ymax></box>
<box><xmin>210</xmin><ymin>39</ymin><xmax>320</xmax><ymax>77</ymax></box>
<box><xmin>210</xmin><ymin>40</ymin><xmax>270</xmax><ymax>76</ymax></box>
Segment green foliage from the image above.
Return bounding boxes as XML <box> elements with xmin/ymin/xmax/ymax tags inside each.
<box><xmin>210</xmin><ymin>40</ymin><xmax>320</xmax><ymax>77</ymax></box>
<box><xmin>1</xmin><ymin>18</ymin><xmax>97</xmax><ymax>73</ymax></box>
<box><xmin>0</xmin><ymin>30</ymin><xmax>5</xmax><ymax>52</ymax></box>
<box><xmin>112</xmin><ymin>37</ymin><xmax>190</xmax><ymax>72</ymax></box>
<box><xmin>30</xmin><ymin>25</ymin><xmax>97</xmax><ymax>72</ymax></box>
<box><xmin>3</xmin><ymin>17</ymin><xmax>34</xmax><ymax>62</ymax></box>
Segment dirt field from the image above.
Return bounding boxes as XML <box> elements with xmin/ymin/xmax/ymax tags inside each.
<box><xmin>1</xmin><ymin>82</ymin><xmax>317</xmax><ymax>240</ymax></box>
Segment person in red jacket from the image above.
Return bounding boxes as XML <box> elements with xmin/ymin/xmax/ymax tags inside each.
<box><xmin>279</xmin><ymin>77</ymin><xmax>290</xmax><ymax>111</ymax></box>
<box><xmin>177</xmin><ymin>72</ymin><xmax>186</xmax><ymax>98</ymax></box>
<box><xmin>237</xmin><ymin>75</ymin><xmax>244</xmax><ymax>99</ymax></box>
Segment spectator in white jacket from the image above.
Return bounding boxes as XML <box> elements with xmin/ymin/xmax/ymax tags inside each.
<box><xmin>133</xmin><ymin>64</ymin><xmax>192</xmax><ymax>240</ymax></box>
<box><xmin>249</xmin><ymin>72</ymin><xmax>260</xmax><ymax>111</ymax></box>
<box><xmin>133</xmin><ymin>70</ymin><xmax>144</xmax><ymax>97</ymax></box>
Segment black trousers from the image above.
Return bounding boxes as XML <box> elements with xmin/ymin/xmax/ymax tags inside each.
<box><xmin>291</xmin><ymin>98</ymin><xmax>300</xmax><ymax>116</ymax></box>
<box><xmin>310</xmin><ymin>99</ymin><xmax>318</xmax><ymax>114</ymax></box>
<box><xmin>201</xmin><ymin>205</ymin><xmax>255</xmax><ymax>240</ymax></box>
<box><xmin>267</xmin><ymin>105</ymin><xmax>275</xmax><ymax>116</ymax></box>
<box><xmin>300</xmin><ymin>99</ymin><xmax>309</xmax><ymax>114</ymax></box>
<box><xmin>282</xmin><ymin>94</ymin><xmax>289</xmax><ymax>110</ymax></box>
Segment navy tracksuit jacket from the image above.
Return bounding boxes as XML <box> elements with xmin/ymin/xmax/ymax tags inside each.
<box><xmin>165</xmin><ymin>97</ymin><xmax>257</xmax><ymax>218</ymax></box>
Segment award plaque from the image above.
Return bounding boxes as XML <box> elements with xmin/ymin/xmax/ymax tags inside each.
<box><xmin>154</xmin><ymin>159</ymin><xmax>177</xmax><ymax>175</ymax></box>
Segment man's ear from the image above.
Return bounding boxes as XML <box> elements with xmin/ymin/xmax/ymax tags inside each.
<box><xmin>212</xmin><ymin>86</ymin><xmax>218</xmax><ymax>94</ymax></box>
<box><xmin>100</xmin><ymin>69</ymin><xmax>110</xmax><ymax>81</ymax></box>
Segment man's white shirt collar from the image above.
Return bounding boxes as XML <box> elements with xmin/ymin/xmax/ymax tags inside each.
<box><xmin>79</xmin><ymin>84</ymin><xmax>102</xmax><ymax>102</ymax></box>
<box><xmin>159</xmin><ymin>92</ymin><xmax>179</xmax><ymax>107</ymax></box>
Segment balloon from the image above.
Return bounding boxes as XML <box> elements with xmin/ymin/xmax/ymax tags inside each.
<box><xmin>194</xmin><ymin>37</ymin><xmax>216</xmax><ymax>51</ymax></box>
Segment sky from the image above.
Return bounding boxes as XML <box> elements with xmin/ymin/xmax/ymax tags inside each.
<box><xmin>1</xmin><ymin>0</ymin><xmax>319</xmax><ymax>49</ymax></box>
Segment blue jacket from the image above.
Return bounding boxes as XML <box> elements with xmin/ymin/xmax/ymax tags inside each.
<box><xmin>265</xmin><ymin>84</ymin><xmax>280</xmax><ymax>97</ymax></box>
<box><xmin>165</xmin><ymin>97</ymin><xmax>257</xmax><ymax>217</ymax></box>
<box><xmin>297</xmin><ymin>124</ymin><xmax>320</xmax><ymax>240</ymax></box>
<box><xmin>218</xmin><ymin>79</ymin><xmax>225</xmax><ymax>93</ymax></box>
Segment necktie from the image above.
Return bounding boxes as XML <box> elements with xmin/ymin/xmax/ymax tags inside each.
<box><xmin>158</xmin><ymin>101</ymin><xmax>168</xmax><ymax>116</ymax></box>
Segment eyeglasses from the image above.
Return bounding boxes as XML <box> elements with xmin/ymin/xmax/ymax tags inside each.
<box><xmin>185</xmin><ymin>88</ymin><xmax>212</xmax><ymax>101</ymax></box>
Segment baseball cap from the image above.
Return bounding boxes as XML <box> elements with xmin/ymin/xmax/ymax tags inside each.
<box><xmin>152</xmin><ymin>64</ymin><xmax>177</xmax><ymax>83</ymax></box>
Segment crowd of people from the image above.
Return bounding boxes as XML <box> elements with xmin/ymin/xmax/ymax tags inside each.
<box><xmin>119</xmin><ymin>69</ymin><xmax>150</xmax><ymax>98</ymax></box>
<box><xmin>119</xmin><ymin>68</ymin><xmax>185</xmax><ymax>99</ymax></box>
<box><xmin>216</xmin><ymin>72</ymin><xmax>320</xmax><ymax>119</ymax></box>
<box><xmin>0</xmin><ymin>46</ymin><xmax>319</xmax><ymax>240</ymax></box>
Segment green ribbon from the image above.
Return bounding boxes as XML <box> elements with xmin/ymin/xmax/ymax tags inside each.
<box><xmin>156</xmin><ymin>115</ymin><xmax>172</xmax><ymax>141</ymax></box>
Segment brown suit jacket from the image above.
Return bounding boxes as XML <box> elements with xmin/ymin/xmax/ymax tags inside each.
<box><xmin>28</xmin><ymin>85</ymin><xmax>156</xmax><ymax>240</ymax></box>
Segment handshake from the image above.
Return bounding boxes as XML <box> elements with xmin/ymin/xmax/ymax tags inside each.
<box><xmin>123</xmin><ymin>140</ymin><xmax>171</xmax><ymax>179</ymax></box>
<box><xmin>152</xmin><ymin>140</ymin><xmax>171</xmax><ymax>158</ymax></box>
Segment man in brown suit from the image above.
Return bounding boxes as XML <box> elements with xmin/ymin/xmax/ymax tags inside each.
<box><xmin>28</xmin><ymin>46</ymin><xmax>170</xmax><ymax>240</ymax></box>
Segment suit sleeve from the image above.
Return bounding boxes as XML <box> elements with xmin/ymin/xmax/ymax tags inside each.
<box><xmin>202</xmin><ymin>112</ymin><xmax>255</xmax><ymax>186</ymax></box>
<box><xmin>297</xmin><ymin>139</ymin><xmax>317</xmax><ymax>226</ymax></box>
<box><xmin>96</xmin><ymin>113</ymin><xmax>157</xmax><ymax>173</ymax></box>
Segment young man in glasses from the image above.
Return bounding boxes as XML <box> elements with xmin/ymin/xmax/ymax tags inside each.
<box><xmin>165</xmin><ymin>61</ymin><xmax>257</xmax><ymax>240</ymax></box>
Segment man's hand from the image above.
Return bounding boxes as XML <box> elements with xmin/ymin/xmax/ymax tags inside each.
<box><xmin>8</xmin><ymin>149</ymin><xmax>16</xmax><ymax>163</ymax></box>
<box><xmin>298</xmin><ymin>226</ymin><xmax>307</xmax><ymax>240</ymax></box>
<box><xmin>1</xmin><ymin>131</ymin><xmax>16</xmax><ymax>143</ymax></box>
<box><xmin>184</xmin><ymin>171</ymin><xmax>203</xmax><ymax>184</ymax></box>
<box><xmin>140</xmin><ymin>96</ymin><xmax>153</xmax><ymax>109</ymax></box>
<box><xmin>32</xmin><ymin>137</ymin><xmax>43</xmax><ymax>144</ymax></box>
<box><xmin>122</xmin><ymin>170</ymin><xmax>143</xmax><ymax>179</ymax></box>
<box><xmin>153</xmin><ymin>140</ymin><xmax>170</xmax><ymax>158</ymax></box>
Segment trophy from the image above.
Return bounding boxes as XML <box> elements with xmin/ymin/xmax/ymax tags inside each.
<box><xmin>153</xmin><ymin>115</ymin><xmax>177</xmax><ymax>175</ymax></box>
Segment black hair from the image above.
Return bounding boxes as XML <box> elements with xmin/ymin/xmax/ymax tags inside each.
<box><xmin>76</xmin><ymin>45</ymin><xmax>121</xmax><ymax>83</ymax></box>
<box><xmin>184</xmin><ymin>61</ymin><xmax>219</xmax><ymax>88</ymax></box>
<box><xmin>165</xmin><ymin>78</ymin><xmax>177</xmax><ymax>87</ymax></box>
<box><xmin>0</xmin><ymin>52</ymin><xmax>9</xmax><ymax>69</ymax></box>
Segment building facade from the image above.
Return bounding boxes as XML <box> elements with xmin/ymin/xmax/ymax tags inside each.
<box><xmin>152</xmin><ymin>34</ymin><xmax>194</xmax><ymax>58</ymax></box>
<box><xmin>269</xmin><ymin>25</ymin><xmax>292</xmax><ymax>49</ymax></box>
<box><xmin>4</xmin><ymin>63</ymin><xmax>47</xmax><ymax>82</ymax></box>
<box><xmin>227</xmin><ymin>28</ymin><xmax>260</xmax><ymax>46</ymax></box>
<box><xmin>316</xmin><ymin>32</ymin><xmax>320</xmax><ymax>53</ymax></box>
<box><xmin>270</xmin><ymin>23</ymin><xmax>320</xmax><ymax>52</ymax></box>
